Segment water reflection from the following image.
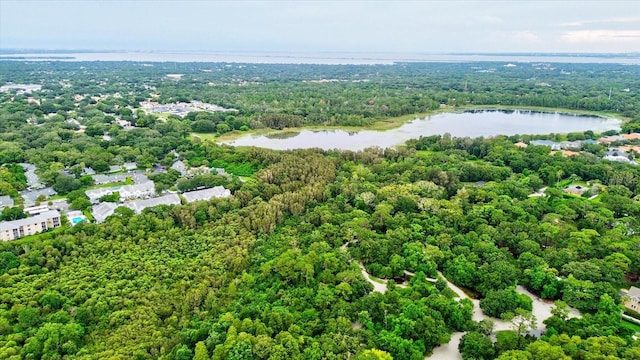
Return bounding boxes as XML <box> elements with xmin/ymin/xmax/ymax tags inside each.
<box><xmin>265</xmin><ymin>131</ymin><xmax>300</xmax><ymax>139</ymax></box>
<box><xmin>224</xmin><ymin>110</ymin><xmax>621</xmax><ymax>151</ymax></box>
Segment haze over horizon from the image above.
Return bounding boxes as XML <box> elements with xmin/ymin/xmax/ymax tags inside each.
<box><xmin>1</xmin><ymin>0</ymin><xmax>639</xmax><ymax>54</ymax></box>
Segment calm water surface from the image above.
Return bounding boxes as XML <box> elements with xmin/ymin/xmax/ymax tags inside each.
<box><xmin>2</xmin><ymin>51</ymin><xmax>638</xmax><ymax>65</ymax></box>
<box><xmin>224</xmin><ymin>110</ymin><xmax>622</xmax><ymax>151</ymax></box>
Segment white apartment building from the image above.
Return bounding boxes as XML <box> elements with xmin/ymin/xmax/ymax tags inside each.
<box><xmin>92</xmin><ymin>202</ymin><xmax>118</xmax><ymax>223</ymax></box>
<box><xmin>182</xmin><ymin>186</ymin><xmax>231</xmax><ymax>203</ymax></box>
<box><xmin>0</xmin><ymin>210</ymin><xmax>61</xmax><ymax>241</ymax></box>
<box><xmin>119</xmin><ymin>182</ymin><xmax>155</xmax><ymax>201</ymax></box>
<box><xmin>23</xmin><ymin>204</ymin><xmax>50</xmax><ymax>216</ymax></box>
<box><xmin>86</xmin><ymin>187</ymin><xmax>119</xmax><ymax>204</ymax></box>
<box><xmin>126</xmin><ymin>194</ymin><xmax>181</xmax><ymax>214</ymax></box>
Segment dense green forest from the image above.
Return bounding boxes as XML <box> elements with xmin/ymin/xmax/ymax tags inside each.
<box><xmin>0</xmin><ymin>61</ymin><xmax>639</xmax><ymax>359</ymax></box>
<box><xmin>1</xmin><ymin>61</ymin><xmax>639</xmax><ymax>137</ymax></box>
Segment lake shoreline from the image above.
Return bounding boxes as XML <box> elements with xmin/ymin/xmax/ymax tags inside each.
<box><xmin>200</xmin><ymin>106</ymin><xmax>625</xmax><ymax>144</ymax></box>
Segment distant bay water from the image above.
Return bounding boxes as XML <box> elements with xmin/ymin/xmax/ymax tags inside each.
<box><xmin>0</xmin><ymin>51</ymin><xmax>638</xmax><ymax>65</ymax></box>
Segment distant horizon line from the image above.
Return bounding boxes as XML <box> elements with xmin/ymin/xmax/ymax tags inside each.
<box><xmin>1</xmin><ymin>48</ymin><xmax>639</xmax><ymax>57</ymax></box>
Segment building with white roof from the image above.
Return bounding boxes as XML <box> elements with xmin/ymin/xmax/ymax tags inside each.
<box><xmin>624</xmin><ymin>286</ymin><xmax>640</xmax><ymax>312</ymax></box>
<box><xmin>23</xmin><ymin>204</ymin><xmax>50</xmax><ymax>216</ymax></box>
<box><xmin>214</xmin><ymin>168</ymin><xmax>227</xmax><ymax>176</ymax></box>
<box><xmin>0</xmin><ymin>210</ymin><xmax>61</xmax><ymax>241</ymax></box>
<box><xmin>182</xmin><ymin>186</ymin><xmax>231</xmax><ymax>203</ymax></box>
<box><xmin>92</xmin><ymin>173</ymin><xmax>129</xmax><ymax>185</ymax></box>
<box><xmin>604</xmin><ymin>155</ymin><xmax>638</xmax><ymax>165</ymax></box>
<box><xmin>119</xmin><ymin>181</ymin><xmax>155</xmax><ymax>200</ymax></box>
<box><xmin>20</xmin><ymin>187</ymin><xmax>57</xmax><ymax>206</ymax></box>
<box><xmin>92</xmin><ymin>202</ymin><xmax>118</xmax><ymax>223</ymax></box>
<box><xmin>125</xmin><ymin>194</ymin><xmax>181</xmax><ymax>214</ymax></box>
<box><xmin>82</xmin><ymin>167</ymin><xmax>96</xmax><ymax>176</ymax></box>
<box><xmin>123</xmin><ymin>162</ymin><xmax>138</xmax><ymax>171</ymax></box>
<box><xmin>0</xmin><ymin>196</ymin><xmax>14</xmax><ymax>209</ymax></box>
<box><xmin>49</xmin><ymin>199</ymin><xmax>70</xmax><ymax>214</ymax></box>
<box><xmin>187</xmin><ymin>166</ymin><xmax>212</xmax><ymax>177</ymax></box>
<box><xmin>171</xmin><ymin>160</ymin><xmax>188</xmax><ymax>176</ymax></box>
<box><xmin>0</xmin><ymin>84</ymin><xmax>42</xmax><ymax>93</ymax></box>
<box><xmin>19</xmin><ymin>163</ymin><xmax>43</xmax><ymax>189</ymax></box>
<box><xmin>86</xmin><ymin>187</ymin><xmax>120</xmax><ymax>204</ymax></box>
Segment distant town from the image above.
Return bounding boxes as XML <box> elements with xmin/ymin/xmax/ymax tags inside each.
<box><xmin>525</xmin><ymin>132</ymin><xmax>640</xmax><ymax>165</ymax></box>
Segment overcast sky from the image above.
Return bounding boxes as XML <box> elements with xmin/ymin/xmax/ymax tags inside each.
<box><xmin>1</xmin><ymin>0</ymin><xmax>639</xmax><ymax>53</ymax></box>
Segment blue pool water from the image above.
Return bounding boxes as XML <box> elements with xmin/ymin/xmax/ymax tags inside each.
<box><xmin>72</xmin><ymin>217</ymin><xmax>84</xmax><ymax>224</ymax></box>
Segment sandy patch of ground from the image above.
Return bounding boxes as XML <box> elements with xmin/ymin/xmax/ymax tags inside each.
<box><xmin>429</xmin><ymin>332</ymin><xmax>464</xmax><ymax>360</ymax></box>
<box><xmin>359</xmin><ymin>262</ymin><xmax>388</xmax><ymax>294</ymax></box>
<box><xmin>355</xmin><ymin>259</ymin><xmax>581</xmax><ymax>359</ymax></box>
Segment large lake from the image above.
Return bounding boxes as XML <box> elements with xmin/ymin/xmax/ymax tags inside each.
<box><xmin>223</xmin><ymin>110</ymin><xmax>621</xmax><ymax>151</ymax></box>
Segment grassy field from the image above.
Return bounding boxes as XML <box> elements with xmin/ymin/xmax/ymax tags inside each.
<box><xmin>622</xmin><ymin>319</ymin><xmax>640</xmax><ymax>334</ymax></box>
<box><xmin>83</xmin><ymin>209</ymin><xmax>95</xmax><ymax>222</ymax></box>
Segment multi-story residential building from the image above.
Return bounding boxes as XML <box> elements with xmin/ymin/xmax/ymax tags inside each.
<box><xmin>92</xmin><ymin>202</ymin><xmax>119</xmax><ymax>223</ymax></box>
<box><xmin>625</xmin><ymin>286</ymin><xmax>640</xmax><ymax>312</ymax></box>
<box><xmin>86</xmin><ymin>187</ymin><xmax>120</xmax><ymax>204</ymax></box>
<box><xmin>0</xmin><ymin>210</ymin><xmax>61</xmax><ymax>241</ymax></box>
<box><xmin>23</xmin><ymin>204</ymin><xmax>50</xmax><ymax>216</ymax></box>
<box><xmin>119</xmin><ymin>182</ymin><xmax>155</xmax><ymax>200</ymax></box>
<box><xmin>182</xmin><ymin>186</ymin><xmax>231</xmax><ymax>203</ymax></box>
<box><xmin>126</xmin><ymin>194</ymin><xmax>181</xmax><ymax>214</ymax></box>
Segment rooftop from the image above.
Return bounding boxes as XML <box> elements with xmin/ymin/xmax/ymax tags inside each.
<box><xmin>597</xmin><ymin>135</ymin><xmax>625</xmax><ymax>144</ymax></box>
<box><xmin>20</xmin><ymin>187</ymin><xmax>57</xmax><ymax>205</ymax></box>
<box><xmin>622</xmin><ymin>133</ymin><xmax>640</xmax><ymax>141</ymax></box>
<box><xmin>171</xmin><ymin>160</ymin><xmax>188</xmax><ymax>175</ymax></box>
<box><xmin>119</xmin><ymin>181</ymin><xmax>155</xmax><ymax>198</ymax></box>
<box><xmin>0</xmin><ymin>84</ymin><xmax>42</xmax><ymax>93</ymax></box>
<box><xmin>126</xmin><ymin>193</ymin><xmax>181</xmax><ymax>214</ymax></box>
<box><xmin>86</xmin><ymin>187</ymin><xmax>119</xmax><ymax>197</ymax></box>
<box><xmin>564</xmin><ymin>184</ymin><xmax>588</xmax><ymax>195</ymax></box>
<box><xmin>0</xmin><ymin>195</ymin><xmax>14</xmax><ymax>208</ymax></box>
<box><xmin>123</xmin><ymin>162</ymin><xmax>137</xmax><ymax>170</ymax></box>
<box><xmin>82</xmin><ymin>167</ymin><xmax>96</xmax><ymax>175</ymax></box>
<box><xmin>182</xmin><ymin>186</ymin><xmax>231</xmax><ymax>203</ymax></box>
<box><xmin>93</xmin><ymin>173</ymin><xmax>129</xmax><ymax>184</ymax></box>
<box><xmin>0</xmin><ymin>210</ymin><xmax>60</xmax><ymax>232</ymax></box>
<box><xmin>92</xmin><ymin>202</ymin><xmax>118</xmax><ymax>223</ymax></box>
<box><xmin>19</xmin><ymin>163</ymin><xmax>42</xmax><ymax>188</ymax></box>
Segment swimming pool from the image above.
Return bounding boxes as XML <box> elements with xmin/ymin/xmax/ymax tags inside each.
<box><xmin>71</xmin><ymin>217</ymin><xmax>84</xmax><ymax>224</ymax></box>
